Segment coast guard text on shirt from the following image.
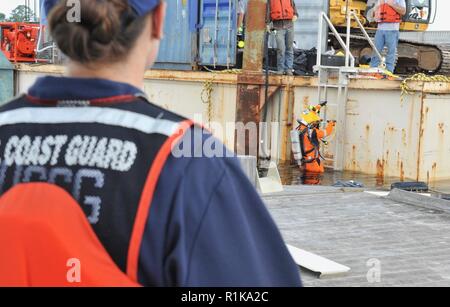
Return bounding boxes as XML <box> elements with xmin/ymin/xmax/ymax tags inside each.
<box><xmin>0</xmin><ymin>134</ymin><xmax>137</xmax><ymax>171</ymax></box>
<box><xmin>0</xmin><ymin>134</ymin><xmax>138</xmax><ymax>224</ymax></box>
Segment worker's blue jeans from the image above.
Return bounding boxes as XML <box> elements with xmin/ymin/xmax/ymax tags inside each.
<box><xmin>371</xmin><ymin>30</ymin><xmax>399</xmax><ymax>73</ymax></box>
<box><xmin>275</xmin><ymin>27</ymin><xmax>294</xmax><ymax>73</ymax></box>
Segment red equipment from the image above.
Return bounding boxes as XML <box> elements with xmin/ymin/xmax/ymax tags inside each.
<box><xmin>0</xmin><ymin>22</ymin><xmax>40</xmax><ymax>63</ymax></box>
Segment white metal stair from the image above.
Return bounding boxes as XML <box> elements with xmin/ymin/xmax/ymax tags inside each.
<box><xmin>314</xmin><ymin>10</ymin><xmax>386</xmax><ymax>171</ymax></box>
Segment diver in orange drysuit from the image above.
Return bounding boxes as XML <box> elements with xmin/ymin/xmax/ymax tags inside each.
<box><xmin>296</xmin><ymin>103</ymin><xmax>336</xmax><ymax>173</ymax></box>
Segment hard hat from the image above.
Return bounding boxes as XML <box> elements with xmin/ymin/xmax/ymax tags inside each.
<box><xmin>301</xmin><ymin>110</ymin><xmax>321</xmax><ymax>125</ymax></box>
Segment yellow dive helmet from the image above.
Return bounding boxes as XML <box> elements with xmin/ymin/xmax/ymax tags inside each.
<box><xmin>300</xmin><ymin>109</ymin><xmax>321</xmax><ymax>126</ymax></box>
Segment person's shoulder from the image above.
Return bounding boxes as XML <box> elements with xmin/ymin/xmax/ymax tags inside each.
<box><xmin>162</xmin><ymin>124</ymin><xmax>248</xmax><ymax>201</ymax></box>
<box><xmin>170</xmin><ymin>125</ymin><xmax>240</xmax><ymax>174</ymax></box>
<box><xmin>0</xmin><ymin>95</ymin><xmax>30</xmax><ymax>113</ymax></box>
<box><xmin>156</xmin><ymin>127</ymin><xmax>243</xmax><ymax>219</ymax></box>
<box><xmin>112</xmin><ymin>99</ymin><xmax>240</xmax><ymax>177</ymax></box>
<box><xmin>113</xmin><ymin>98</ymin><xmax>187</xmax><ymax>123</ymax></box>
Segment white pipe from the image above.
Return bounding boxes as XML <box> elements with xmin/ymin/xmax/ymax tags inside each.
<box><xmin>345</xmin><ymin>9</ymin><xmax>351</xmax><ymax>67</ymax></box>
<box><xmin>226</xmin><ymin>0</ymin><xmax>232</xmax><ymax>68</ymax></box>
<box><xmin>321</xmin><ymin>12</ymin><xmax>355</xmax><ymax>66</ymax></box>
<box><xmin>213</xmin><ymin>0</ymin><xmax>219</xmax><ymax>67</ymax></box>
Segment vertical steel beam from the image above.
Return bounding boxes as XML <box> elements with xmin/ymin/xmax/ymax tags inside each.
<box><xmin>242</xmin><ymin>0</ymin><xmax>267</xmax><ymax>72</ymax></box>
<box><xmin>235</xmin><ymin>0</ymin><xmax>267</xmax><ymax>157</ymax></box>
<box><xmin>235</xmin><ymin>81</ymin><xmax>262</xmax><ymax>157</ymax></box>
<box><xmin>333</xmin><ymin>71</ymin><xmax>349</xmax><ymax>171</ymax></box>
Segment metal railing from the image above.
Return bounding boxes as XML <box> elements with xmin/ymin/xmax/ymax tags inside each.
<box><xmin>316</xmin><ymin>10</ymin><xmax>385</xmax><ymax>69</ymax></box>
<box><xmin>315</xmin><ymin>9</ymin><xmax>386</xmax><ymax>172</ymax></box>
<box><xmin>346</xmin><ymin>11</ymin><xmax>384</xmax><ymax>68</ymax></box>
<box><xmin>316</xmin><ymin>11</ymin><xmax>355</xmax><ymax>68</ymax></box>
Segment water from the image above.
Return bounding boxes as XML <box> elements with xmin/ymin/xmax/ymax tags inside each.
<box><xmin>278</xmin><ymin>162</ymin><xmax>450</xmax><ymax>193</ymax></box>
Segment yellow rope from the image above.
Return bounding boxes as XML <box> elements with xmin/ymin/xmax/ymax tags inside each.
<box><xmin>401</xmin><ymin>73</ymin><xmax>450</xmax><ymax>96</ymax></box>
<box><xmin>381</xmin><ymin>69</ymin><xmax>401</xmax><ymax>80</ymax></box>
<box><xmin>200</xmin><ymin>67</ymin><xmax>242</xmax><ymax>126</ymax></box>
<box><xmin>201</xmin><ymin>74</ymin><xmax>215</xmax><ymax>126</ymax></box>
<box><xmin>202</xmin><ymin>66</ymin><xmax>242</xmax><ymax>74</ymax></box>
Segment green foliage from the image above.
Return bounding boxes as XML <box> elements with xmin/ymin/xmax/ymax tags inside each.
<box><xmin>8</xmin><ymin>5</ymin><xmax>36</xmax><ymax>22</ymax></box>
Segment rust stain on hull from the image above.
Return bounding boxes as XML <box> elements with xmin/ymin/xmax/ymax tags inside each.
<box><xmin>438</xmin><ymin>123</ymin><xmax>445</xmax><ymax>134</ymax></box>
<box><xmin>416</xmin><ymin>92</ymin><xmax>426</xmax><ymax>181</ymax></box>
<box><xmin>376</xmin><ymin>159</ymin><xmax>385</xmax><ymax>186</ymax></box>
<box><xmin>400</xmin><ymin>162</ymin><xmax>405</xmax><ymax>182</ymax></box>
<box><xmin>430</xmin><ymin>162</ymin><xmax>438</xmax><ymax>186</ymax></box>
<box><xmin>351</xmin><ymin>145</ymin><xmax>358</xmax><ymax>172</ymax></box>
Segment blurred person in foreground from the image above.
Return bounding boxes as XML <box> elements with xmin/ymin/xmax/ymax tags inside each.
<box><xmin>0</xmin><ymin>0</ymin><xmax>301</xmax><ymax>287</ymax></box>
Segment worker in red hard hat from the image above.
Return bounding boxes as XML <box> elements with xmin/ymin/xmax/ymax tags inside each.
<box><xmin>295</xmin><ymin>103</ymin><xmax>336</xmax><ymax>174</ymax></box>
<box><xmin>0</xmin><ymin>0</ymin><xmax>301</xmax><ymax>287</ymax></box>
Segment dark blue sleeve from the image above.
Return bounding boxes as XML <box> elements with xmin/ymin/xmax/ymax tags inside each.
<box><xmin>184</xmin><ymin>157</ymin><xmax>302</xmax><ymax>287</ymax></box>
<box><xmin>137</xmin><ymin>130</ymin><xmax>301</xmax><ymax>287</ymax></box>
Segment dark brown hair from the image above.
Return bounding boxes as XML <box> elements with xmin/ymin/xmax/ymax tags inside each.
<box><xmin>48</xmin><ymin>0</ymin><xmax>150</xmax><ymax>63</ymax></box>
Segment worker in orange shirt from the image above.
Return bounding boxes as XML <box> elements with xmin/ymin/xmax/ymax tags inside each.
<box><xmin>268</xmin><ymin>0</ymin><xmax>299</xmax><ymax>75</ymax></box>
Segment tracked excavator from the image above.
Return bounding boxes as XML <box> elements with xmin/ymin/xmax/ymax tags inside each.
<box><xmin>327</xmin><ymin>0</ymin><xmax>450</xmax><ymax>74</ymax></box>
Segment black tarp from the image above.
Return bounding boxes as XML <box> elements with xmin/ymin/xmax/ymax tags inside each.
<box><xmin>293</xmin><ymin>48</ymin><xmax>317</xmax><ymax>76</ymax></box>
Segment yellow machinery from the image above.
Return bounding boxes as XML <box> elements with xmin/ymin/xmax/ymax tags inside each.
<box><xmin>326</xmin><ymin>0</ymin><xmax>449</xmax><ymax>74</ymax></box>
<box><xmin>329</xmin><ymin>0</ymin><xmax>432</xmax><ymax>31</ymax></box>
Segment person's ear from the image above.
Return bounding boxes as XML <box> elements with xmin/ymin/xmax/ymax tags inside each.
<box><xmin>151</xmin><ymin>2</ymin><xmax>166</xmax><ymax>39</ymax></box>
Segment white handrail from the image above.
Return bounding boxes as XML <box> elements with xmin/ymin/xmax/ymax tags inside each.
<box><xmin>317</xmin><ymin>12</ymin><xmax>355</xmax><ymax>68</ymax></box>
<box><xmin>317</xmin><ymin>10</ymin><xmax>385</xmax><ymax>69</ymax></box>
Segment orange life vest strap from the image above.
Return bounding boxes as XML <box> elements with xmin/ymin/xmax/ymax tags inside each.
<box><xmin>126</xmin><ymin>120</ymin><xmax>194</xmax><ymax>282</ymax></box>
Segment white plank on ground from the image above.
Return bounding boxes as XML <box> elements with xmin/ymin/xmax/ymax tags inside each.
<box><xmin>365</xmin><ymin>191</ymin><xmax>431</xmax><ymax>197</ymax></box>
<box><xmin>364</xmin><ymin>191</ymin><xmax>390</xmax><ymax>197</ymax></box>
<box><xmin>257</xmin><ymin>161</ymin><xmax>283</xmax><ymax>194</ymax></box>
<box><xmin>286</xmin><ymin>244</ymin><xmax>351</xmax><ymax>279</ymax></box>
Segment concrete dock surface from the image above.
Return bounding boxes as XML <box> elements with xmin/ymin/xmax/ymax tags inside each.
<box><xmin>263</xmin><ymin>185</ymin><xmax>450</xmax><ymax>287</ymax></box>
